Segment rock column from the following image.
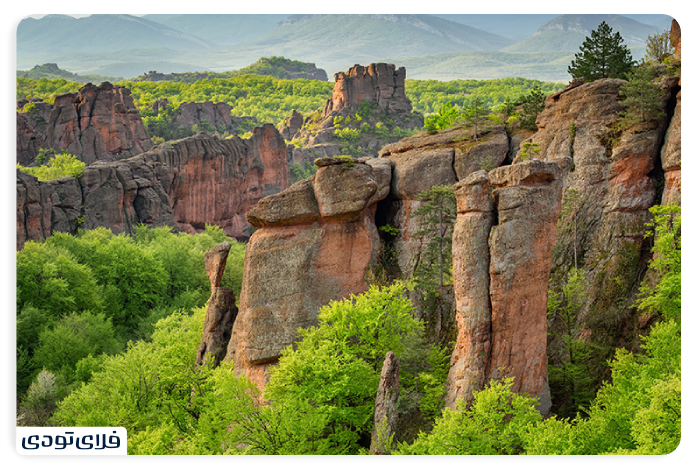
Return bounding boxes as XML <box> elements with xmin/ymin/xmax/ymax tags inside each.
<box><xmin>446</xmin><ymin>160</ymin><xmax>564</xmax><ymax>415</ymax></box>
<box><xmin>370</xmin><ymin>351</ymin><xmax>400</xmax><ymax>455</ymax></box>
<box><xmin>196</xmin><ymin>242</ymin><xmax>238</xmax><ymax>369</ymax></box>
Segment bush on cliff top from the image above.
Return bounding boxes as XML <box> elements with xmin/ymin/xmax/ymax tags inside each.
<box><xmin>17</xmin><ymin>151</ymin><xmax>85</xmax><ymax>181</ymax></box>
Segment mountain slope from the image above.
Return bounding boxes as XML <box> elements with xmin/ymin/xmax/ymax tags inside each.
<box><xmin>17</xmin><ymin>14</ymin><xmax>215</xmax><ymax>58</ymax></box>
<box><xmin>434</xmin><ymin>14</ymin><xmax>557</xmax><ymax>41</ymax></box>
<box><xmin>389</xmin><ymin>50</ymin><xmax>575</xmax><ymax>82</ymax></box>
<box><xmin>142</xmin><ymin>14</ymin><xmax>288</xmax><ymax>46</ymax></box>
<box><xmin>503</xmin><ymin>14</ymin><xmax>663</xmax><ymax>53</ymax></box>
<box><xmin>203</xmin><ymin>14</ymin><xmax>515</xmax><ymax>77</ymax></box>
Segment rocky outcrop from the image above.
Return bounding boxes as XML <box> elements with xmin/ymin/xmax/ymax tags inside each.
<box><xmin>378</xmin><ymin>125</ymin><xmax>510</xmax><ymax>279</ymax></box>
<box><xmin>515</xmin><ymin>76</ymin><xmax>680</xmax><ymax>408</ymax></box>
<box><xmin>661</xmin><ymin>87</ymin><xmax>681</xmax><ymax>205</ymax></box>
<box><xmin>227</xmin><ymin>156</ymin><xmax>391</xmax><ymax>389</ymax></box>
<box><xmin>278</xmin><ymin>110</ymin><xmax>304</xmax><ymax>141</ymax></box>
<box><xmin>17</xmin><ymin>128</ymin><xmax>289</xmax><ymax>249</ymax></box>
<box><xmin>446</xmin><ymin>160</ymin><xmax>565</xmax><ymax>415</ymax></box>
<box><xmin>156</xmin><ymin>125</ymin><xmax>289</xmax><ymax>238</ymax></box>
<box><xmin>196</xmin><ymin>242</ymin><xmax>239</xmax><ymax>369</ymax></box>
<box><xmin>17</xmin><ymin>82</ymin><xmax>153</xmax><ymax>166</ymax></box>
<box><xmin>671</xmin><ymin>19</ymin><xmax>681</xmax><ymax>60</ymax></box>
<box><xmin>16</xmin><ymin>170</ymin><xmax>53</xmax><ymax>250</ymax></box>
<box><xmin>524</xmin><ymin>77</ymin><xmax>677</xmax><ymax>327</ymax></box>
<box><xmin>323</xmin><ymin>63</ymin><xmax>412</xmax><ymax>116</ymax></box>
<box><xmin>149</xmin><ymin>101</ymin><xmax>257</xmax><ymax>136</ymax></box>
<box><xmin>289</xmin><ymin>63</ymin><xmax>423</xmax><ymax>161</ymax></box>
<box><xmin>370</xmin><ymin>351</ymin><xmax>400</xmax><ymax>455</ymax></box>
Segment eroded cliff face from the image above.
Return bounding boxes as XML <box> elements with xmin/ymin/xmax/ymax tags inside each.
<box><xmin>227</xmin><ymin>156</ymin><xmax>391</xmax><ymax>389</ymax></box>
<box><xmin>17</xmin><ymin>82</ymin><xmax>153</xmax><ymax>166</ymax></box>
<box><xmin>288</xmin><ymin>63</ymin><xmax>424</xmax><ymax>165</ymax></box>
<box><xmin>379</xmin><ymin>125</ymin><xmax>510</xmax><ymax>279</ymax></box>
<box><xmin>446</xmin><ymin>161</ymin><xmax>566</xmax><ymax>415</ymax></box>
<box><xmin>323</xmin><ymin>63</ymin><xmax>412</xmax><ymax>116</ymax></box>
<box><xmin>518</xmin><ymin>75</ymin><xmax>680</xmax><ymax>396</ymax></box>
<box><xmin>16</xmin><ymin>128</ymin><xmax>289</xmax><ymax>249</ymax></box>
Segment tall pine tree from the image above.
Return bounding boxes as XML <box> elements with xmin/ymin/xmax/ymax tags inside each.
<box><xmin>568</xmin><ymin>21</ymin><xmax>634</xmax><ymax>81</ymax></box>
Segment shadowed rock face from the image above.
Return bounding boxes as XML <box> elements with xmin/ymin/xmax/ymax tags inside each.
<box><xmin>16</xmin><ymin>129</ymin><xmax>289</xmax><ymax>249</ymax></box>
<box><xmin>661</xmin><ymin>87</ymin><xmax>681</xmax><ymax>205</ymax></box>
<box><xmin>227</xmin><ymin>157</ymin><xmax>391</xmax><ymax>390</ymax></box>
<box><xmin>196</xmin><ymin>242</ymin><xmax>238</xmax><ymax>369</ymax></box>
<box><xmin>379</xmin><ymin>125</ymin><xmax>510</xmax><ymax>279</ymax></box>
<box><xmin>446</xmin><ymin>160</ymin><xmax>565</xmax><ymax>415</ymax></box>
<box><xmin>521</xmin><ymin>77</ymin><xmax>679</xmax><ymax>360</ymax></box>
<box><xmin>370</xmin><ymin>351</ymin><xmax>400</xmax><ymax>455</ymax></box>
<box><xmin>17</xmin><ymin>82</ymin><xmax>153</xmax><ymax>166</ymax></box>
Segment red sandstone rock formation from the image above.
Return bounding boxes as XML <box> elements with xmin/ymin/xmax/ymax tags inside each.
<box><xmin>661</xmin><ymin>87</ymin><xmax>681</xmax><ymax>205</ymax></box>
<box><xmin>278</xmin><ymin>110</ymin><xmax>304</xmax><ymax>141</ymax></box>
<box><xmin>323</xmin><ymin>63</ymin><xmax>412</xmax><ymax>117</ymax></box>
<box><xmin>196</xmin><ymin>242</ymin><xmax>239</xmax><ymax>369</ymax></box>
<box><xmin>670</xmin><ymin>19</ymin><xmax>681</xmax><ymax>60</ymax></box>
<box><xmin>378</xmin><ymin>125</ymin><xmax>509</xmax><ymax>279</ymax></box>
<box><xmin>227</xmin><ymin>156</ymin><xmax>391</xmax><ymax>390</ymax></box>
<box><xmin>16</xmin><ymin>129</ymin><xmax>289</xmax><ymax>249</ymax></box>
<box><xmin>157</xmin><ymin>124</ymin><xmax>289</xmax><ymax>239</ymax></box>
<box><xmin>446</xmin><ymin>160</ymin><xmax>565</xmax><ymax>415</ymax></box>
<box><xmin>370</xmin><ymin>351</ymin><xmax>400</xmax><ymax>455</ymax></box>
<box><xmin>17</xmin><ymin>82</ymin><xmax>153</xmax><ymax>166</ymax></box>
<box><xmin>523</xmin><ymin>77</ymin><xmax>678</xmax><ymax>326</ymax></box>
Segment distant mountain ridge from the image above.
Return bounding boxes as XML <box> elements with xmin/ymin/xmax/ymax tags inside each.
<box><xmin>16</xmin><ymin>13</ymin><xmax>674</xmax><ymax>81</ymax></box>
<box><xmin>503</xmin><ymin>14</ymin><xmax>662</xmax><ymax>53</ymax></box>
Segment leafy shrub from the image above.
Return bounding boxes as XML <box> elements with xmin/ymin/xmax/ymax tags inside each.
<box><xmin>423</xmin><ymin>101</ymin><xmax>461</xmax><ymax>133</ymax></box>
<box><xmin>399</xmin><ymin>377</ymin><xmax>542</xmax><ymax>454</ymax></box>
<box><xmin>17</xmin><ymin>151</ymin><xmax>86</xmax><ymax>181</ymax></box>
<box><xmin>264</xmin><ymin>283</ymin><xmax>428</xmax><ymax>453</ymax></box>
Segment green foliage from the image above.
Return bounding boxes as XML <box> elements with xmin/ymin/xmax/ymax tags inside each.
<box><xmin>413</xmin><ymin>185</ymin><xmax>457</xmax><ymax>289</ymax></box>
<box><xmin>518</xmin><ymin>141</ymin><xmax>540</xmax><ymax>161</ymax></box>
<box><xmin>618</xmin><ymin>64</ymin><xmax>665</xmax><ymax>126</ymax></box>
<box><xmin>17</xmin><ymin>151</ymin><xmax>86</xmax><ymax>181</ymax></box>
<box><xmin>547</xmin><ymin>269</ymin><xmax>595</xmax><ymax>417</ymax></box>
<box><xmin>18</xmin><ymin>370</ymin><xmax>68</xmax><ymax>427</ymax></box>
<box><xmin>333</xmin><ymin>126</ymin><xmax>361</xmax><ymax>142</ymax></box>
<box><xmin>524</xmin><ymin>320</ymin><xmax>680</xmax><ymax>454</ymax></box>
<box><xmin>399</xmin><ymin>377</ymin><xmax>542</xmax><ymax>454</ymax></box>
<box><xmin>517</xmin><ymin>85</ymin><xmax>545</xmax><ymax>130</ymax></box>
<box><xmin>637</xmin><ymin>204</ymin><xmax>681</xmax><ymax>322</ymax></box>
<box><xmin>568</xmin><ymin>21</ymin><xmax>634</xmax><ymax>81</ymax></box>
<box><xmin>356</xmin><ymin>99</ymin><xmax>376</xmax><ymax>120</ymax></box>
<box><xmin>264</xmin><ymin>283</ymin><xmax>425</xmax><ymax>454</ymax></box>
<box><xmin>405</xmin><ymin>77</ymin><xmax>564</xmax><ymax>116</ymax></box>
<box><xmin>645</xmin><ymin>30</ymin><xmax>674</xmax><ymax>62</ymax></box>
<box><xmin>462</xmin><ymin>96</ymin><xmax>489</xmax><ymax>140</ymax></box>
<box><xmin>289</xmin><ymin>161</ymin><xmax>318</xmax><ymax>183</ymax></box>
<box><xmin>423</xmin><ymin>101</ymin><xmax>461</xmax><ymax>133</ymax></box>
<box><xmin>53</xmin><ymin>308</ymin><xmax>207</xmax><ymax>430</ymax></box>
<box><xmin>17</xmin><ymin>241</ymin><xmax>104</xmax><ymax>318</ymax></box>
<box><xmin>33</xmin><ymin>311</ymin><xmax>121</xmax><ymax>383</ymax></box>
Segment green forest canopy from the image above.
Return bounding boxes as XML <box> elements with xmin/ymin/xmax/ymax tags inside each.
<box><xmin>17</xmin><ymin>75</ymin><xmax>565</xmax><ymax>128</ymax></box>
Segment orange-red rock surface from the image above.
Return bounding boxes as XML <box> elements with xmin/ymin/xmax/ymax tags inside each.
<box><xmin>227</xmin><ymin>157</ymin><xmax>390</xmax><ymax>390</ymax></box>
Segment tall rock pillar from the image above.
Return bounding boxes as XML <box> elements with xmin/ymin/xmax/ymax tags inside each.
<box><xmin>446</xmin><ymin>160</ymin><xmax>565</xmax><ymax>415</ymax></box>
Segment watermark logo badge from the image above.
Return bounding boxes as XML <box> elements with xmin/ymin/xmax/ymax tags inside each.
<box><xmin>17</xmin><ymin>427</ymin><xmax>127</xmax><ymax>455</ymax></box>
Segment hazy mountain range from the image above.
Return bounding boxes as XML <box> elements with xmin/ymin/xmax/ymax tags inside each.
<box><xmin>17</xmin><ymin>13</ymin><xmax>674</xmax><ymax>82</ymax></box>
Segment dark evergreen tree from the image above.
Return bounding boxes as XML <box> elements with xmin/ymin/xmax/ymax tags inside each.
<box><xmin>568</xmin><ymin>21</ymin><xmax>634</xmax><ymax>81</ymax></box>
<box><xmin>619</xmin><ymin>65</ymin><xmax>665</xmax><ymax>125</ymax></box>
<box><xmin>413</xmin><ymin>185</ymin><xmax>457</xmax><ymax>288</ymax></box>
<box><xmin>517</xmin><ymin>85</ymin><xmax>545</xmax><ymax>130</ymax></box>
